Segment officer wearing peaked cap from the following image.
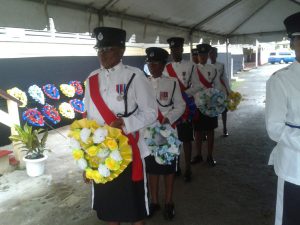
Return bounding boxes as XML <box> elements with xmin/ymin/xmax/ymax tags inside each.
<box><xmin>209</xmin><ymin>47</ymin><xmax>232</xmax><ymax>137</ymax></box>
<box><xmin>144</xmin><ymin>47</ymin><xmax>185</xmax><ymax>220</ymax></box>
<box><xmin>164</xmin><ymin>37</ymin><xmax>202</xmax><ymax>182</ymax></box>
<box><xmin>84</xmin><ymin>27</ymin><xmax>157</xmax><ymax>224</ymax></box>
<box><xmin>192</xmin><ymin>48</ymin><xmax>199</xmax><ymax>64</ymax></box>
<box><xmin>266</xmin><ymin>12</ymin><xmax>300</xmax><ymax>225</ymax></box>
<box><xmin>192</xmin><ymin>43</ymin><xmax>223</xmax><ymax>167</ymax></box>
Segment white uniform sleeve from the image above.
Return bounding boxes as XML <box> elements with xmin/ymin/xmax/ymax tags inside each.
<box><xmin>165</xmin><ymin>79</ymin><xmax>186</xmax><ymax>124</ymax></box>
<box><xmin>185</xmin><ymin>64</ymin><xmax>202</xmax><ymax>96</ymax></box>
<box><xmin>221</xmin><ymin>65</ymin><xmax>231</xmax><ymax>92</ymax></box>
<box><xmin>123</xmin><ymin>73</ymin><xmax>158</xmax><ymax>133</ymax></box>
<box><xmin>265</xmin><ymin>75</ymin><xmax>288</xmax><ymax>142</ymax></box>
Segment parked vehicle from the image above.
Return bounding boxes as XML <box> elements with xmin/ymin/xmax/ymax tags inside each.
<box><xmin>268</xmin><ymin>51</ymin><xmax>296</xmax><ymax>64</ymax></box>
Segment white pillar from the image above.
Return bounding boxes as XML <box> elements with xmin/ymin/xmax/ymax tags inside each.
<box><xmin>255</xmin><ymin>39</ymin><xmax>259</xmax><ymax>68</ymax></box>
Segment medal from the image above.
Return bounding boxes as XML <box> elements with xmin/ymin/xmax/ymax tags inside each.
<box><xmin>116</xmin><ymin>84</ymin><xmax>126</xmax><ymax>101</ymax></box>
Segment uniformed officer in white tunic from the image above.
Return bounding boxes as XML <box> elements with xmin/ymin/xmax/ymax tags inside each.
<box><xmin>164</xmin><ymin>37</ymin><xmax>202</xmax><ymax>182</ymax></box>
<box><xmin>209</xmin><ymin>47</ymin><xmax>232</xmax><ymax>137</ymax></box>
<box><xmin>266</xmin><ymin>12</ymin><xmax>300</xmax><ymax>225</ymax></box>
<box><xmin>144</xmin><ymin>47</ymin><xmax>185</xmax><ymax>220</ymax></box>
<box><xmin>192</xmin><ymin>43</ymin><xmax>222</xmax><ymax>167</ymax></box>
<box><xmin>83</xmin><ymin>27</ymin><xmax>157</xmax><ymax>225</ymax></box>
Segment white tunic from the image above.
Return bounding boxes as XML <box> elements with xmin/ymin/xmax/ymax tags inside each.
<box><xmin>194</xmin><ymin>63</ymin><xmax>222</xmax><ymax>107</ymax></box>
<box><xmin>266</xmin><ymin>61</ymin><xmax>300</xmax><ymax>185</ymax></box>
<box><xmin>84</xmin><ymin>62</ymin><xmax>158</xmax><ymax>158</ymax></box>
<box><xmin>213</xmin><ymin>61</ymin><xmax>231</xmax><ymax>96</ymax></box>
<box><xmin>149</xmin><ymin>75</ymin><xmax>186</xmax><ymax>124</ymax></box>
<box><xmin>164</xmin><ymin>60</ymin><xmax>201</xmax><ymax>96</ymax></box>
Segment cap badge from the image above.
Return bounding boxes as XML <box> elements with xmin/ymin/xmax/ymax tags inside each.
<box><xmin>201</xmin><ymin>47</ymin><xmax>205</xmax><ymax>51</ymax></box>
<box><xmin>171</xmin><ymin>41</ymin><xmax>175</xmax><ymax>46</ymax></box>
<box><xmin>97</xmin><ymin>32</ymin><xmax>103</xmax><ymax>41</ymax></box>
<box><xmin>150</xmin><ymin>52</ymin><xmax>154</xmax><ymax>57</ymax></box>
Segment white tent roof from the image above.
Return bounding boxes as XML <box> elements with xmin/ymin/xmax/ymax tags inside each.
<box><xmin>0</xmin><ymin>0</ymin><xmax>299</xmax><ymax>44</ymax></box>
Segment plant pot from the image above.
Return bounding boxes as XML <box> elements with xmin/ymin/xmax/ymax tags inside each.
<box><xmin>23</xmin><ymin>155</ymin><xmax>48</xmax><ymax>177</ymax></box>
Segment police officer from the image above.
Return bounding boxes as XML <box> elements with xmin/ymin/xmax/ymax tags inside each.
<box><xmin>209</xmin><ymin>47</ymin><xmax>231</xmax><ymax>137</ymax></box>
<box><xmin>164</xmin><ymin>37</ymin><xmax>201</xmax><ymax>182</ymax></box>
<box><xmin>84</xmin><ymin>27</ymin><xmax>157</xmax><ymax>225</ymax></box>
<box><xmin>266</xmin><ymin>12</ymin><xmax>300</xmax><ymax>225</ymax></box>
<box><xmin>144</xmin><ymin>47</ymin><xmax>185</xmax><ymax>220</ymax></box>
<box><xmin>192</xmin><ymin>48</ymin><xmax>199</xmax><ymax>64</ymax></box>
<box><xmin>192</xmin><ymin>43</ymin><xmax>222</xmax><ymax>167</ymax></box>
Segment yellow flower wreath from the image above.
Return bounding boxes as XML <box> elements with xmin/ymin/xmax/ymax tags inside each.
<box><xmin>69</xmin><ymin>118</ymin><xmax>132</xmax><ymax>184</ymax></box>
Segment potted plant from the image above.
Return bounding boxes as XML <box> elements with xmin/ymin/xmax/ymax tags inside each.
<box><xmin>9</xmin><ymin>123</ymin><xmax>49</xmax><ymax>177</ymax></box>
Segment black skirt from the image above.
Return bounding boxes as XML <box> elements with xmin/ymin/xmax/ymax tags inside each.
<box><xmin>176</xmin><ymin>121</ymin><xmax>194</xmax><ymax>142</ymax></box>
<box><xmin>194</xmin><ymin>111</ymin><xmax>218</xmax><ymax>131</ymax></box>
<box><xmin>93</xmin><ymin>163</ymin><xmax>147</xmax><ymax>222</ymax></box>
<box><xmin>145</xmin><ymin>155</ymin><xmax>178</xmax><ymax>175</ymax></box>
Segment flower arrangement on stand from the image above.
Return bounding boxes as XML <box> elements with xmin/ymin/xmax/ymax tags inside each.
<box><xmin>227</xmin><ymin>91</ymin><xmax>242</xmax><ymax>111</ymax></box>
<box><xmin>144</xmin><ymin>122</ymin><xmax>181</xmax><ymax>165</ymax></box>
<box><xmin>7</xmin><ymin>87</ymin><xmax>28</xmax><ymax>107</ymax></box>
<box><xmin>196</xmin><ymin>88</ymin><xmax>226</xmax><ymax>117</ymax></box>
<box><xmin>28</xmin><ymin>85</ymin><xmax>45</xmax><ymax>105</ymax></box>
<box><xmin>68</xmin><ymin>118</ymin><xmax>132</xmax><ymax>184</ymax></box>
<box><xmin>59</xmin><ymin>102</ymin><xmax>75</xmax><ymax>119</ymax></box>
<box><xmin>60</xmin><ymin>84</ymin><xmax>75</xmax><ymax>97</ymax></box>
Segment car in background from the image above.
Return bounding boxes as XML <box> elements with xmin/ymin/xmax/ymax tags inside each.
<box><xmin>268</xmin><ymin>51</ymin><xmax>296</xmax><ymax>64</ymax></box>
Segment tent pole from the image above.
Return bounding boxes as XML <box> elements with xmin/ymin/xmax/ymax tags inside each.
<box><xmin>226</xmin><ymin>37</ymin><xmax>230</xmax><ymax>78</ymax></box>
<box><xmin>255</xmin><ymin>39</ymin><xmax>259</xmax><ymax>68</ymax></box>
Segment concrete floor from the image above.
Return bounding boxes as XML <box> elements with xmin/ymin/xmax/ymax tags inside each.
<box><xmin>0</xmin><ymin>63</ymin><xmax>289</xmax><ymax>225</ymax></box>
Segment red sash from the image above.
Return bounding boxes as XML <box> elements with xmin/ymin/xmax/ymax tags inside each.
<box><xmin>89</xmin><ymin>74</ymin><xmax>143</xmax><ymax>182</ymax></box>
<box><xmin>157</xmin><ymin>110</ymin><xmax>176</xmax><ymax>128</ymax></box>
<box><xmin>197</xmin><ymin>67</ymin><xmax>212</xmax><ymax>88</ymax></box>
<box><xmin>166</xmin><ymin>64</ymin><xmax>187</xmax><ymax>92</ymax></box>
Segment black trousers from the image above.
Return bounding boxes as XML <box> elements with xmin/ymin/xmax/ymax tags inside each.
<box><xmin>282</xmin><ymin>181</ymin><xmax>300</xmax><ymax>225</ymax></box>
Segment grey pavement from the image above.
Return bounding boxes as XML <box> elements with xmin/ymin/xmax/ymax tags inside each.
<box><xmin>0</xmin><ymin>63</ymin><xmax>289</xmax><ymax>225</ymax></box>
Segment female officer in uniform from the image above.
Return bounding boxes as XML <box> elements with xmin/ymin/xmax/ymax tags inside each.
<box><xmin>83</xmin><ymin>27</ymin><xmax>157</xmax><ymax>225</ymax></box>
<box><xmin>164</xmin><ymin>37</ymin><xmax>201</xmax><ymax>181</ymax></box>
<box><xmin>266</xmin><ymin>12</ymin><xmax>300</xmax><ymax>225</ymax></box>
<box><xmin>144</xmin><ymin>47</ymin><xmax>185</xmax><ymax>220</ymax></box>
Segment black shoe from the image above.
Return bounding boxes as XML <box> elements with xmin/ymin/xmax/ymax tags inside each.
<box><xmin>223</xmin><ymin>130</ymin><xmax>229</xmax><ymax>137</ymax></box>
<box><xmin>203</xmin><ymin>135</ymin><xmax>207</xmax><ymax>141</ymax></box>
<box><xmin>191</xmin><ymin>155</ymin><xmax>203</xmax><ymax>164</ymax></box>
<box><xmin>183</xmin><ymin>170</ymin><xmax>192</xmax><ymax>182</ymax></box>
<box><xmin>175</xmin><ymin>167</ymin><xmax>181</xmax><ymax>177</ymax></box>
<box><xmin>148</xmin><ymin>203</ymin><xmax>160</xmax><ymax>217</ymax></box>
<box><xmin>207</xmin><ymin>156</ymin><xmax>216</xmax><ymax>167</ymax></box>
<box><xmin>163</xmin><ymin>203</ymin><xmax>175</xmax><ymax>220</ymax></box>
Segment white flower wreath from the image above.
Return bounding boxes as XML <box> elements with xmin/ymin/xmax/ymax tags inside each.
<box><xmin>196</xmin><ymin>88</ymin><xmax>226</xmax><ymax>117</ymax></box>
<box><xmin>144</xmin><ymin>122</ymin><xmax>181</xmax><ymax>165</ymax></box>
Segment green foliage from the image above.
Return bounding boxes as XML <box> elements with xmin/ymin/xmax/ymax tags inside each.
<box><xmin>9</xmin><ymin>123</ymin><xmax>49</xmax><ymax>159</ymax></box>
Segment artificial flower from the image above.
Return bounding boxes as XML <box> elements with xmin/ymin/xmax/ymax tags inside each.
<box><xmin>72</xmin><ymin>149</ymin><xmax>84</xmax><ymax>160</ymax></box>
<box><xmin>59</xmin><ymin>102</ymin><xmax>75</xmax><ymax>119</ymax></box>
<box><xmin>110</xmin><ymin>150</ymin><xmax>122</xmax><ymax>162</ymax></box>
<box><xmin>86</xmin><ymin>145</ymin><xmax>98</xmax><ymax>157</ymax></box>
<box><xmin>77</xmin><ymin>158</ymin><xmax>88</xmax><ymax>170</ymax></box>
<box><xmin>93</xmin><ymin>128</ymin><xmax>108</xmax><ymax>143</ymax></box>
<box><xmin>69</xmin><ymin>118</ymin><xmax>132</xmax><ymax>184</ymax></box>
<box><xmin>80</xmin><ymin>128</ymin><xmax>91</xmax><ymax>144</ymax></box>
<box><xmin>28</xmin><ymin>85</ymin><xmax>45</xmax><ymax>105</ymax></box>
<box><xmin>105</xmin><ymin>157</ymin><xmax>120</xmax><ymax>171</ymax></box>
<box><xmin>60</xmin><ymin>84</ymin><xmax>75</xmax><ymax>97</ymax></box>
<box><xmin>104</xmin><ymin>138</ymin><xmax>118</xmax><ymax>150</ymax></box>
<box><xmin>98</xmin><ymin>164</ymin><xmax>111</xmax><ymax>177</ymax></box>
<box><xmin>144</xmin><ymin>123</ymin><xmax>181</xmax><ymax>165</ymax></box>
<box><xmin>7</xmin><ymin>87</ymin><xmax>27</xmax><ymax>107</ymax></box>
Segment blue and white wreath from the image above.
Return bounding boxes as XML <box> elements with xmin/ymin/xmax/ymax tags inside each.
<box><xmin>144</xmin><ymin>122</ymin><xmax>181</xmax><ymax>165</ymax></box>
<box><xmin>196</xmin><ymin>88</ymin><xmax>226</xmax><ymax>117</ymax></box>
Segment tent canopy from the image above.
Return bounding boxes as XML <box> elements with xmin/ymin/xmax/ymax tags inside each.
<box><xmin>0</xmin><ymin>0</ymin><xmax>299</xmax><ymax>44</ymax></box>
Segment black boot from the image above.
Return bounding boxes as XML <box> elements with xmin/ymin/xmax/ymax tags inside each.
<box><xmin>163</xmin><ymin>203</ymin><xmax>175</xmax><ymax>220</ymax></box>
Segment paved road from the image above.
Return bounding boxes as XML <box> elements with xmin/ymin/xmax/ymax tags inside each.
<box><xmin>0</xmin><ymin>63</ymin><xmax>289</xmax><ymax>225</ymax></box>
